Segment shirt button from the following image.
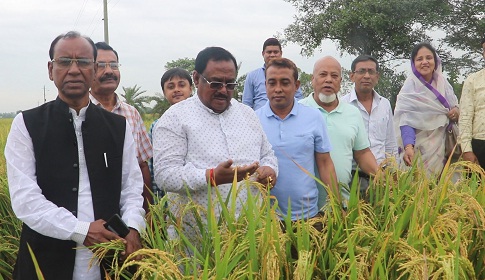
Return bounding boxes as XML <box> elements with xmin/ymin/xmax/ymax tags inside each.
<box><xmin>72</xmin><ymin>187</ymin><xmax>78</xmax><ymax>192</ymax></box>
<box><xmin>73</xmin><ymin>163</ymin><xmax>79</xmax><ymax>168</ymax></box>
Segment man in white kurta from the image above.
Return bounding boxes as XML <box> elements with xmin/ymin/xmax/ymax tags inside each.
<box><xmin>152</xmin><ymin>47</ymin><xmax>278</xmax><ymax>243</ymax></box>
<box><xmin>5</xmin><ymin>31</ymin><xmax>145</xmax><ymax>280</ymax></box>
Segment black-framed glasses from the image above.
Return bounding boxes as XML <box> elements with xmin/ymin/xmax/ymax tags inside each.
<box><xmin>354</xmin><ymin>68</ymin><xmax>378</xmax><ymax>76</ymax></box>
<box><xmin>97</xmin><ymin>62</ymin><xmax>121</xmax><ymax>71</ymax></box>
<box><xmin>200</xmin><ymin>74</ymin><xmax>237</xmax><ymax>90</ymax></box>
<box><xmin>51</xmin><ymin>57</ymin><xmax>94</xmax><ymax>69</ymax></box>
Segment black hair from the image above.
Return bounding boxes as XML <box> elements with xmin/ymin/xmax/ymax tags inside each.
<box><xmin>351</xmin><ymin>55</ymin><xmax>379</xmax><ymax>72</ymax></box>
<box><xmin>160</xmin><ymin>68</ymin><xmax>193</xmax><ymax>92</ymax></box>
<box><xmin>49</xmin><ymin>31</ymin><xmax>97</xmax><ymax>60</ymax></box>
<box><xmin>265</xmin><ymin>57</ymin><xmax>298</xmax><ymax>82</ymax></box>
<box><xmin>411</xmin><ymin>42</ymin><xmax>438</xmax><ymax>69</ymax></box>
<box><xmin>194</xmin><ymin>47</ymin><xmax>238</xmax><ymax>75</ymax></box>
<box><xmin>94</xmin><ymin>41</ymin><xmax>119</xmax><ymax>61</ymax></box>
<box><xmin>263</xmin><ymin>38</ymin><xmax>282</xmax><ymax>52</ymax></box>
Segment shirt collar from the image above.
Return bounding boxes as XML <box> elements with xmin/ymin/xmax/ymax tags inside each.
<box><xmin>68</xmin><ymin>102</ymin><xmax>89</xmax><ymax>119</ymax></box>
<box><xmin>305</xmin><ymin>93</ymin><xmax>344</xmax><ymax>114</ymax></box>
<box><xmin>348</xmin><ymin>88</ymin><xmax>382</xmax><ymax>108</ymax></box>
<box><xmin>262</xmin><ymin>98</ymin><xmax>298</xmax><ymax>120</ymax></box>
<box><xmin>372</xmin><ymin>90</ymin><xmax>382</xmax><ymax>104</ymax></box>
<box><xmin>348</xmin><ymin>88</ymin><xmax>359</xmax><ymax>103</ymax></box>
<box><xmin>89</xmin><ymin>93</ymin><xmax>122</xmax><ymax>111</ymax></box>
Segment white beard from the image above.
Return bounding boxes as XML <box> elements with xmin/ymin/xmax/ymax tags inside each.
<box><xmin>318</xmin><ymin>92</ymin><xmax>337</xmax><ymax>104</ymax></box>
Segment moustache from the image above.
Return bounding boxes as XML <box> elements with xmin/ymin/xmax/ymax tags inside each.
<box><xmin>214</xmin><ymin>93</ymin><xmax>230</xmax><ymax>99</ymax></box>
<box><xmin>99</xmin><ymin>75</ymin><xmax>118</xmax><ymax>82</ymax></box>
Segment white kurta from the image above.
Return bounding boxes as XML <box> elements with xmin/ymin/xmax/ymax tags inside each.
<box><xmin>152</xmin><ymin>96</ymin><xmax>278</xmax><ymax>241</ymax></box>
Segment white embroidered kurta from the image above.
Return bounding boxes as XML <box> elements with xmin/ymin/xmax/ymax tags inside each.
<box><xmin>152</xmin><ymin>96</ymin><xmax>277</xmax><ymax>241</ymax></box>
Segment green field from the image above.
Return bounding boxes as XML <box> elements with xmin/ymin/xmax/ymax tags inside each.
<box><xmin>1</xmin><ymin>117</ymin><xmax>485</xmax><ymax>279</ymax></box>
<box><xmin>0</xmin><ymin>118</ymin><xmax>11</xmax><ymax>176</ymax></box>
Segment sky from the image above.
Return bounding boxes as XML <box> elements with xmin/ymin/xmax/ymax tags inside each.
<box><xmin>0</xmin><ymin>0</ymin><xmax>354</xmax><ymax>113</ymax></box>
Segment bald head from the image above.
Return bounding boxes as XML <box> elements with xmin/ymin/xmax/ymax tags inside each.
<box><xmin>311</xmin><ymin>56</ymin><xmax>342</xmax><ymax>99</ymax></box>
<box><xmin>312</xmin><ymin>56</ymin><xmax>342</xmax><ymax>75</ymax></box>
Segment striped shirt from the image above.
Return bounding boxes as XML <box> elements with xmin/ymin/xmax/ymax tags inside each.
<box><xmin>90</xmin><ymin>94</ymin><xmax>153</xmax><ymax>163</ymax></box>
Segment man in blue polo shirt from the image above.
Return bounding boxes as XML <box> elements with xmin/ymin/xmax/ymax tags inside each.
<box><xmin>256</xmin><ymin>57</ymin><xmax>338</xmax><ymax>221</ymax></box>
<box><xmin>243</xmin><ymin>38</ymin><xmax>303</xmax><ymax>110</ymax></box>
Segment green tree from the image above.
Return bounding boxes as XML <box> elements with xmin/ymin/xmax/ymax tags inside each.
<box><xmin>234</xmin><ymin>73</ymin><xmax>247</xmax><ymax>102</ymax></box>
<box><xmin>121</xmin><ymin>84</ymin><xmax>150</xmax><ymax>115</ymax></box>
<box><xmin>298</xmin><ymin>69</ymin><xmax>313</xmax><ymax>97</ymax></box>
<box><xmin>374</xmin><ymin>66</ymin><xmax>406</xmax><ymax>110</ymax></box>
<box><xmin>437</xmin><ymin>0</ymin><xmax>484</xmax><ymax>89</ymax></box>
<box><xmin>164</xmin><ymin>57</ymin><xmax>196</xmax><ymax>72</ymax></box>
<box><xmin>149</xmin><ymin>93</ymin><xmax>171</xmax><ymax>118</ymax></box>
<box><xmin>284</xmin><ymin>0</ymin><xmax>448</xmax><ymax>59</ymax></box>
<box><xmin>282</xmin><ymin>0</ymin><xmax>484</xmax><ymax>106</ymax></box>
<box><xmin>442</xmin><ymin>0</ymin><xmax>485</xmax><ymax>54</ymax></box>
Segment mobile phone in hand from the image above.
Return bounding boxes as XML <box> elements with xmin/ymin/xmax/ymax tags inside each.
<box><xmin>104</xmin><ymin>214</ymin><xmax>130</xmax><ymax>238</ymax></box>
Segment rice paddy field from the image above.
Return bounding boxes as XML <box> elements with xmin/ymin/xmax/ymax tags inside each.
<box><xmin>1</xmin><ymin>117</ymin><xmax>485</xmax><ymax>279</ymax></box>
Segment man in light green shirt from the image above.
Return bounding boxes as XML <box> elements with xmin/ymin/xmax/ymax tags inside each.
<box><xmin>299</xmin><ymin>56</ymin><xmax>378</xmax><ymax>207</ymax></box>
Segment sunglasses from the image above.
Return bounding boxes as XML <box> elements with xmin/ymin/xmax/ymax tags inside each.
<box><xmin>200</xmin><ymin>74</ymin><xmax>237</xmax><ymax>90</ymax></box>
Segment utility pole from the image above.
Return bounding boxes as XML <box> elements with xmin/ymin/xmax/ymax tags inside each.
<box><xmin>103</xmin><ymin>0</ymin><xmax>109</xmax><ymax>44</ymax></box>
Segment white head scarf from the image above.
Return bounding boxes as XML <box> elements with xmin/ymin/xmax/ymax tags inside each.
<box><xmin>394</xmin><ymin>49</ymin><xmax>458</xmax><ymax>175</ymax></box>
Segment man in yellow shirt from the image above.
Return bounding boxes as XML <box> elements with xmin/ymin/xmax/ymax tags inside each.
<box><xmin>459</xmin><ymin>37</ymin><xmax>485</xmax><ymax>168</ymax></box>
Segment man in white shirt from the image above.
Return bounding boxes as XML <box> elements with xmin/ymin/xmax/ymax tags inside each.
<box><xmin>340</xmin><ymin>55</ymin><xmax>397</xmax><ymax>193</ymax></box>
<box><xmin>5</xmin><ymin>31</ymin><xmax>145</xmax><ymax>279</ymax></box>
<box><xmin>152</xmin><ymin>46</ymin><xmax>278</xmax><ymax>243</ymax></box>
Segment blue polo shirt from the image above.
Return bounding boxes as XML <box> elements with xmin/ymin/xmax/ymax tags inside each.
<box><xmin>256</xmin><ymin>100</ymin><xmax>331</xmax><ymax>220</ymax></box>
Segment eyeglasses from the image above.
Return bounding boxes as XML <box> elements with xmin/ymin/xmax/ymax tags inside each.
<box><xmin>51</xmin><ymin>57</ymin><xmax>94</xmax><ymax>69</ymax></box>
<box><xmin>97</xmin><ymin>62</ymin><xmax>121</xmax><ymax>71</ymax></box>
<box><xmin>200</xmin><ymin>74</ymin><xmax>237</xmax><ymax>90</ymax></box>
<box><xmin>354</xmin><ymin>68</ymin><xmax>378</xmax><ymax>76</ymax></box>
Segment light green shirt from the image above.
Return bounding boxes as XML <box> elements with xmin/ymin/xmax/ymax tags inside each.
<box><xmin>300</xmin><ymin>94</ymin><xmax>369</xmax><ymax>206</ymax></box>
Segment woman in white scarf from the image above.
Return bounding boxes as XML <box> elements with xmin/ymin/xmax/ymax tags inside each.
<box><xmin>394</xmin><ymin>42</ymin><xmax>459</xmax><ymax>176</ymax></box>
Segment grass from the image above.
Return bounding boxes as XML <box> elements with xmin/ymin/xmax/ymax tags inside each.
<box><xmin>93</xmin><ymin>158</ymin><xmax>485</xmax><ymax>279</ymax></box>
<box><xmin>0</xmin><ymin>118</ymin><xmax>21</xmax><ymax>280</ymax></box>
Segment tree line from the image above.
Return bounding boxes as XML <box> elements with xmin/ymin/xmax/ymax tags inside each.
<box><xmin>121</xmin><ymin>0</ymin><xmax>484</xmax><ymax>116</ymax></box>
<box><xmin>283</xmin><ymin>0</ymin><xmax>485</xmax><ymax>108</ymax></box>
